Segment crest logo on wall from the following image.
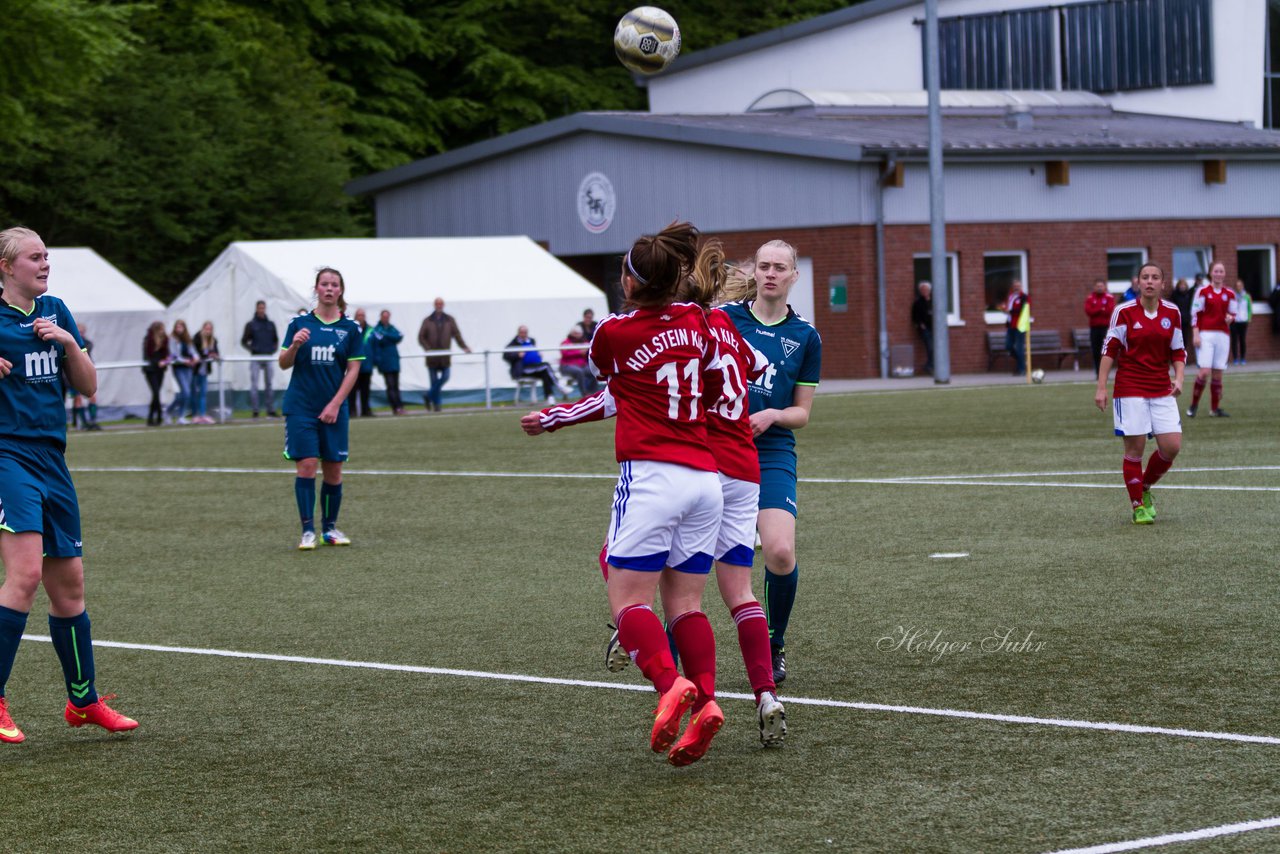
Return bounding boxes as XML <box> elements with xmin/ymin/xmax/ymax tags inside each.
<box><xmin>577</xmin><ymin>172</ymin><xmax>616</xmax><ymax>234</ymax></box>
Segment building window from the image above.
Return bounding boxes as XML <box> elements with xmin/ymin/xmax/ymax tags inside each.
<box><xmin>1237</xmin><ymin>245</ymin><xmax>1276</xmax><ymax>308</ymax></box>
<box><xmin>1107</xmin><ymin>248</ymin><xmax>1148</xmax><ymax>294</ymax></box>
<box><xmin>931</xmin><ymin>0</ymin><xmax>1213</xmax><ymax>94</ymax></box>
<box><xmin>984</xmin><ymin>251</ymin><xmax>1028</xmax><ymax>324</ymax></box>
<box><xmin>913</xmin><ymin>253</ymin><xmax>962</xmax><ymax>325</ymax></box>
<box><xmin>1172</xmin><ymin>246</ymin><xmax>1213</xmax><ymax>283</ymax></box>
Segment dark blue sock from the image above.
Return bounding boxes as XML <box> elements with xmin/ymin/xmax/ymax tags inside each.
<box><xmin>49</xmin><ymin>610</ymin><xmax>97</xmax><ymax>707</ymax></box>
<box><xmin>764</xmin><ymin>564</ymin><xmax>799</xmax><ymax>649</ymax></box>
<box><xmin>295</xmin><ymin>477</ymin><xmax>316</xmax><ymax>532</ymax></box>
<box><xmin>0</xmin><ymin>606</ymin><xmax>28</xmax><ymax>697</ymax></box>
<box><xmin>320</xmin><ymin>481</ymin><xmax>343</xmax><ymax>531</ymax></box>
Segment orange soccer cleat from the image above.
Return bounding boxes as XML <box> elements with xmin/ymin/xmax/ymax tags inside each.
<box><xmin>65</xmin><ymin>695</ymin><xmax>138</xmax><ymax>733</ymax></box>
<box><xmin>667</xmin><ymin>700</ymin><xmax>724</xmax><ymax>767</ymax></box>
<box><xmin>0</xmin><ymin>697</ymin><xmax>25</xmax><ymax>744</ymax></box>
<box><xmin>650</xmin><ymin>676</ymin><xmax>697</xmax><ymax>754</ymax></box>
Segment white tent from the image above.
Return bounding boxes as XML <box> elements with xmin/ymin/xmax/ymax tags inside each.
<box><xmin>46</xmin><ymin>247</ymin><xmax>166</xmax><ymax>417</ymax></box>
<box><xmin>166</xmin><ymin>237</ymin><xmax>608</xmax><ymax>406</ymax></box>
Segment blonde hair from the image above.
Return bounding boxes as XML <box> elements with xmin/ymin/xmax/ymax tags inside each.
<box><xmin>0</xmin><ymin>226</ymin><xmax>42</xmax><ymax>284</ymax></box>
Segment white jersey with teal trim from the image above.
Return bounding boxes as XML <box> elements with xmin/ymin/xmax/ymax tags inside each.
<box><xmin>281</xmin><ymin>312</ymin><xmax>365</xmax><ymax>417</ymax></box>
<box><xmin>0</xmin><ymin>294</ymin><xmax>84</xmax><ymax>448</ymax></box>
<box><xmin>719</xmin><ymin>300</ymin><xmax>822</xmax><ymax>459</ymax></box>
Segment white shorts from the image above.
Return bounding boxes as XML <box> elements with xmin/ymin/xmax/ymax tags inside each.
<box><xmin>607</xmin><ymin>460</ymin><xmax>722</xmax><ymax>574</ymax></box>
<box><xmin>715</xmin><ymin>473</ymin><xmax>760</xmax><ymax>567</ymax></box>
<box><xmin>1195</xmin><ymin>330</ymin><xmax>1230</xmax><ymax>370</ymax></box>
<box><xmin>1113</xmin><ymin>396</ymin><xmax>1181</xmax><ymax>437</ymax></box>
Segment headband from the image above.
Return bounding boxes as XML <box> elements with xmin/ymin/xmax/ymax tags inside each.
<box><xmin>624</xmin><ymin>250</ymin><xmax>648</xmax><ymax>285</ymax></box>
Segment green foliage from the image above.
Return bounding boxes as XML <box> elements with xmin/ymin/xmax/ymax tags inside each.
<box><xmin>0</xmin><ymin>0</ymin><xmax>860</xmax><ymax>301</ymax></box>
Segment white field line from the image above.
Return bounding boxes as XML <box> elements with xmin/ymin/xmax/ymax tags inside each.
<box><xmin>68</xmin><ymin>463</ymin><xmax>1280</xmax><ymax>493</ymax></box>
<box><xmin>1042</xmin><ymin>815</ymin><xmax>1280</xmax><ymax>854</ymax></box>
<box><xmin>22</xmin><ymin>635</ymin><xmax>1280</xmax><ymax>747</ymax></box>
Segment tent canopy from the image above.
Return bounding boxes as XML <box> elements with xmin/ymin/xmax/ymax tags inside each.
<box><xmin>167</xmin><ymin>237</ymin><xmax>609</xmax><ymax>402</ymax></box>
<box><xmin>46</xmin><ymin>247</ymin><xmax>166</xmax><ymax>414</ymax></box>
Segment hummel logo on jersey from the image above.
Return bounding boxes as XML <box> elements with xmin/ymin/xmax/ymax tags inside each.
<box><xmin>661</xmin><ymin>314</ymin><xmax>672</xmax><ymax>321</ymax></box>
<box><xmin>311</xmin><ymin>344</ymin><xmax>337</xmax><ymax>362</ymax></box>
<box><xmin>19</xmin><ymin>320</ymin><xmax>35</xmax><ymax>329</ymax></box>
<box><xmin>781</xmin><ymin>338</ymin><xmax>800</xmax><ymax>358</ymax></box>
<box><xmin>24</xmin><ymin>345</ymin><xmax>60</xmax><ymax>380</ymax></box>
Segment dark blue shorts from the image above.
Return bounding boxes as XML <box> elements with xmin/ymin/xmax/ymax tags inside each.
<box><xmin>283</xmin><ymin>411</ymin><xmax>350</xmax><ymax>463</ymax></box>
<box><xmin>758</xmin><ymin>465</ymin><xmax>798</xmax><ymax>517</ymax></box>
<box><xmin>0</xmin><ymin>440</ymin><xmax>82</xmax><ymax>557</ymax></box>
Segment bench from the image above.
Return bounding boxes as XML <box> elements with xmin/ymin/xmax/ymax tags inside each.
<box><xmin>986</xmin><ymin>329</ymin><xmax>1077</xmax><ymax>370</ymax></box>
<box><xmin>1072</xmin><ymin>328</ymin><xmax>1094</xmax><ymax>370</ymax></box>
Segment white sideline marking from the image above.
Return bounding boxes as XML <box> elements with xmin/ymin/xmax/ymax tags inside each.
<box><xmin>69</xmin><ymin>464</ymin><xmax>1280</xmax><ymax>493</ymax></box>
<box><xmin>23</xmin><ymin>634</ymin><xmax>1280</xmax><ymax>747</ymax></box>
<box><xmin>1043</xmin><ymin>815</ymin><xmax>1280</xmax><ymax>854</ymax></box>
<box><xmin>930</xmin><ymin>552</ymin><xmax>970</xmax><ymax>559</ymax></box>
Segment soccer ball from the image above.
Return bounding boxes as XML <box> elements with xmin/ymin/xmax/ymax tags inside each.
<box><xmin>1031</xmin><ymin>368</ymin><xmax>1046</xmax><ymax>383</ymax></box>
<box><xmin>614</xmin><ymin>7</ymin><xmax>681</xmax><ymax>75</ymax></box>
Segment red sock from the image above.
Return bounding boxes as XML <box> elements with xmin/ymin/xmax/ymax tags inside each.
<box><xmin>617</xmin><ymin>604</ymin><xmax>678</xmax><ymax>694</ymax></box>
<box><xmin>1210</xmin><ymin>380</ymin><xmax>1223</xmax><ymax>410</ymax></box>
<box><xmin>1123</xmin><ymin>456</ymin><xmax>1144</xmax><ymax>507</ymax></box>
<box><xmin>731</xmin><ymin>601</ymin><xmax>775</xmax><ymax>699</ymax></box>
<box><xmin>1143</xmin><ymin>451</ymin><xmax>1174</xmax><ymax>489</ymax></box>
<box><xmin>1191</xmin><ymin>376</ymin><xmax>1206</xmax><ymax>406</ymax></box>
<box><xmin>669</xmin><ymin>610</ymin><xmax>716</xmax><ymax>710</ymax></box>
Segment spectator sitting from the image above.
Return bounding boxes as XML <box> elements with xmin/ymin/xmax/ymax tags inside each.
<box><xmin>504</xmin><ymin>325</ymin><xmax>565</xmax><ymax>403</ymax></box>
<box><xmin>558</xmin><ymin>324</ymin><xmax>599</xmax><ymax>397</ymax></box>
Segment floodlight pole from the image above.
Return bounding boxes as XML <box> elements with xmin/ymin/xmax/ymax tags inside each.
<box><xmin>925</xmin><ymin>0</ymin><xmax>951</xmax><ymax>384</ymax></box>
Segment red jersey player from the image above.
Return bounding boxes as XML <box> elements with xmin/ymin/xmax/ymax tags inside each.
<box><xmin>1187</xmin><ymin>260</ymin><xmax>1237</xmax><ymax>417</ymax></box>
<box><xmin>1094</xmin><ymin>262</ymin><xmax>1186</xmax><ymax>524</ymax></box>
<box><xmin>521</xmin><ymin>221</ymin><xmax>727</xmax><ymax>766</ymax></box>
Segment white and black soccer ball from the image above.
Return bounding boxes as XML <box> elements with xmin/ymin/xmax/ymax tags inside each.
<box><xmin>1031</xmin><ymin>368</ymin><xmax>1046</xmax><ymax>383</ymax></box>
<box><xmin>614</xmin><ymin>6</ymin><xmax>681</xmax><ymax>75</ymax></box>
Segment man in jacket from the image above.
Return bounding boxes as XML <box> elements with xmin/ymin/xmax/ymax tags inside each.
<box><xmin>418</xmin><ymin>298</ymin><xmax>470</xmax><ymax>412</ymax></box>
<box><xmin>241</xmin><ymin>300</ymin><xmax>279</xmax><ymax>417</ymax></box>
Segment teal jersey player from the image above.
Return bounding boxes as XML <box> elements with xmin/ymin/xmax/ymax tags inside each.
<box><xmin>719</xmin><ymin>299</ymin><xmax>822</xmax><ymax>467</ymax></box>
<box><xmin>0</xmin><ymin>294</ymin><xmax>84</xmax><ymax>449</ymax></box>
<box><xmin>281</xmin><ymin>311</ymin><xmax>366</xmax><ymax>417</ymax></box>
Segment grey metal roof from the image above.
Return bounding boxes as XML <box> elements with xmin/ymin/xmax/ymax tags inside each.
<box><xmin>654</xmin><ymin>0</ymin><xmax>920</xmax><ymax>78</ymax></box>
<box><xmin>345</xmin><ymin>107</ymin><xmax>1280</xmax><ymax>197</ymax></box>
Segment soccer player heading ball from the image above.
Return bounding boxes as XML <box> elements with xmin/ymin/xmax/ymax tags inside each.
<box><xmin>1094</xmin><ymin>262</ymin><xmax>1185</xmax><ymax>524</ymax></box>
<box><xmin>522</xmin><ymin>221</ymin><xmax>727</xmax><ymax>765</ymax></box>
<box><xmin>0</xmin><ymin>226</ymin><xmax>138</xmax><ymax>742</ymax></box>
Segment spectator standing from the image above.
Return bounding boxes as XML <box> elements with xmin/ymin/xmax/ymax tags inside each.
<box><xmin>1230</xmin><ymin>279</ymin><xmax>1251</xmax><ymax>365</ymax></box>
<box><xmin>558</xmin><ymin>324</ymin><xmax>598</xmax><ymax>397</ymax></box>
<box><xmin>241</xmin><ymin>300</ymin><xmax>280</xmax><ymax>418</ymax></box>
<box><xmin>1004</xmin><ymin>280</ymin><xmax>1029</xmax><ymax>376</ymax></box>
<box><xmin>165</xmin><ymin>320</ymin><xmax>198</xmax><ymax>425</ymax></box>
<box><xmin>910</xmin><ymin>281</ymin><xmax>934</xmax><ymax>375</ymax></box>
<box><xmin>192</xmin><ymin>321</ymin><xmax>221</xmax><ymax>424</ymax></box>
<box><xmin>503</xmin><ymin>325</ymin><xmax>565</xmax><ymax>403</ymax></box>
<box><xmin>418</xmin><ymin>297</ymin><xmax>469</xmax><ymax>412</ymax></box>
<box><xmin>1083</xmin><ymin>278</ymin><xmax>1116</xmax><ymax>377</ymax></box>
<box><xmin>142</xmin><ymin>321</ymin><xmax>168</xmax><ymax>426</ymax></box>
<box><xmin>373</xmin><ymin>310</ymin><xmax>405</xmax><ymax>414</ymax></box>
<box><xmin>70</xmin><ymin>323</ymin><xmax>101</xmax><ymax>431</ymax></box>
<box><xmin>580</xmin><ymin>308</ymin><xmax>598</xmax><ymax>341</ymax></box>
<box><xmin>347</xmin><ymin>308</ymin><xmax>374</xmax><ymax>417</ymax></box>
<box><xmin>1169</xmin><ymin>278</ymin><xmax>1195</xmax><ymax>364</ymax></box>
<box><xmin>1122</xmin><ymin>276</ymin><xmax>1138</xmax><ymax>303</ymax></box>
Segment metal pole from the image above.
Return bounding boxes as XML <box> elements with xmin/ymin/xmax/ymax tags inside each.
<box><xmin>925</xmin><ymin>0</ymin><xmax>951</xmax><ymax>384</ymax></box>
<box><xmin>875</xmin><ymin>164</ymin><xmax>889</xmax><ymax>379</ymax></box>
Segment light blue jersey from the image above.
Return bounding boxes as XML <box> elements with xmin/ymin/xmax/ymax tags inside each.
<box><xmin>720</xmin><ymin>300</ymin><xmax>822</xmax><ymax>467</ymax></box>
<box><xmin>0</xmin><ymin>294</ymin><xmax>84</xmax><ymax>449</ymax></box>
<box><xmin>281</xmin><ymin>312</ymin><xmax>365</xmax><ymax>417</ymax></box>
